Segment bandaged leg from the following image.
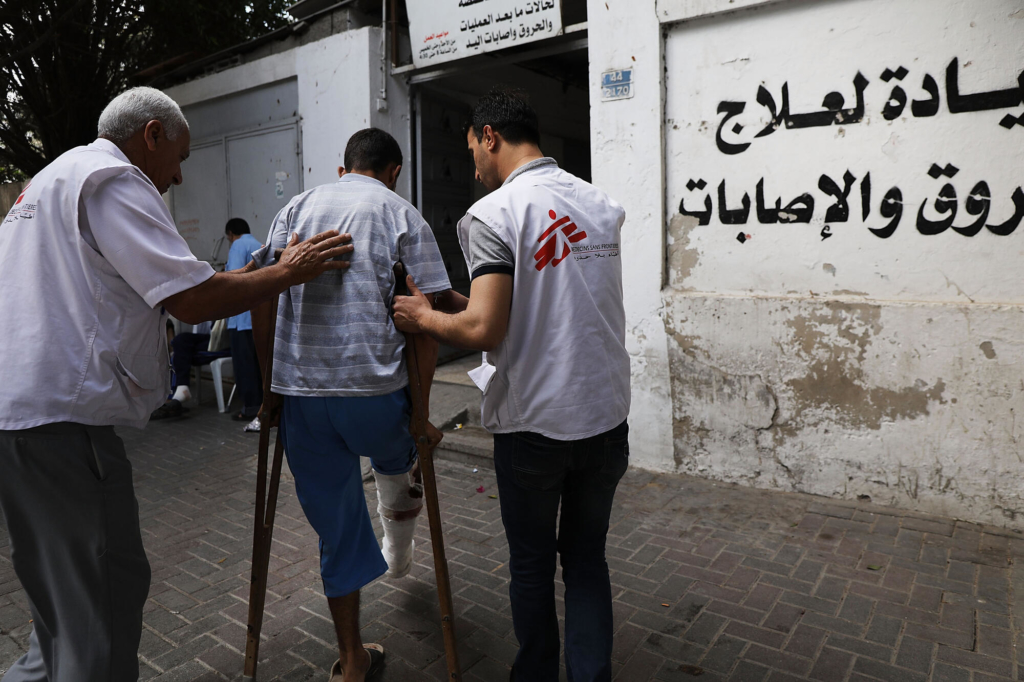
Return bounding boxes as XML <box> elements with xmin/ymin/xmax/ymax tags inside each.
<box><xmin>373</xmin><ymin>466</ymin><xmax>424</xmax><ymax>579</ymax></box>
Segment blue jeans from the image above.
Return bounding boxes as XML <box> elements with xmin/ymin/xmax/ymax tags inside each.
<box><xmin>494</xmin><ymin>421</ymin><xmax>629</xmax><ymax>682</ymax></box>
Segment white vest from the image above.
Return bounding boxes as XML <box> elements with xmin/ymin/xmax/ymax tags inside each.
<box><xmin>0</xmin><ymin>145</ymin><xmax>170</xmax><ymax>429</ymax></box>
<box><xmin>459</xmin><ymin>164</ymin><xmax>630</xmax><ymax>440</ymax></box>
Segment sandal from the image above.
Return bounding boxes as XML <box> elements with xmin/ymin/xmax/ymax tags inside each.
<box><xmin>364</xmin><ymin>644</ymin><xmax>385</xmax><ymax>679</ymax></box>
<box><xmin>150</xmin><ymin>399</ymin><xmax>187</xmax><ymax>420</ymax></box>
<box><xmin>328</xmin><ymin>643</ymin><xmax>385</xmax><ymax>681</ymax></box>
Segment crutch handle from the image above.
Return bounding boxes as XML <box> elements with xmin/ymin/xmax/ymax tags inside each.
<box><xmin>393</xmin><ymin>262</ymin><xmax>410</xmax><ymax>299</ymax></box>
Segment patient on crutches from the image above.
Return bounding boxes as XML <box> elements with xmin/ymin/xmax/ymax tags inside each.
<box><xmin>250</xmin><ymin>128</ymin><xmax>451</xmax><ymax>681</ymax></box>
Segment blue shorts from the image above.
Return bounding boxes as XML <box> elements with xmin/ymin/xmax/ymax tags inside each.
<box><xmin>279</xmin><ymin>388</ymin><xmax>416</xmax><ymax>598</ymax></box>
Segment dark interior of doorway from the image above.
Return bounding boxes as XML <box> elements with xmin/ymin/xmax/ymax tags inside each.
<box><xmin>415</xmin><ymin>48</ymin><xmax>592</xmax><ymax>297</ymax></box>
<box><xmin>413</xmin><ymin>49</ymin><xmax>591</xmax><ymax>365</ymax></box>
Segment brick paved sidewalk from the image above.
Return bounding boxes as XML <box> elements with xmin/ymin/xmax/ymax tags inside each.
<box><xmin>2</xmin><ymin>401</ymin><xmax>1023</xmax><ymax>681</ymax></box>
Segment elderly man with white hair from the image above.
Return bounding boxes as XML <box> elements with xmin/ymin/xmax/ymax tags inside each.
<box><xmin>0</xmin><ymin>87</ymin><xmax>353</xmax><ymax>681</ymax></box>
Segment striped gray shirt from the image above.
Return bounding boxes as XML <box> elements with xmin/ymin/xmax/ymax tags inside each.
<box><xmin>255</xmin><ymin>174</ymin><xmax>451</xmax><ymax>397</ymax></box>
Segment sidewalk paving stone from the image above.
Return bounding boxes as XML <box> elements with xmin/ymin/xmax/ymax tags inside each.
<box><xmin>2</xmin><ymin>401</ymin><xmax>1023</xmax><ymax>680</ymax></box>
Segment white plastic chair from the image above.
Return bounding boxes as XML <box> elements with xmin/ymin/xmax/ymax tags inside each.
<box><xmin>209</xmin><ymin>357</ymin><xmax>236</xmax><ymax>413</ymax></box>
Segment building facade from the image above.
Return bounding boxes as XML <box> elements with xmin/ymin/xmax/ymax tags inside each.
<box><xmin>162</xmin><ymin>0</ymin><xmax>1024</xmax><ymax>527</ymax></box>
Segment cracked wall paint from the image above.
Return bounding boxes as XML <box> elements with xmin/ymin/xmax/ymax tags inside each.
<box><xmin>667</xmin><ymin>326</ymin><xmax>777</xmax><ymax>473</ymax></box>
<box><xmin>781</xmin><ymin>303</ymin><xmax>947</xmax><ymax>438</ymax></box>
<box><xmin>667</xmin><ymin>214</ymin><xmax>701</xmax><ymax>289</ymax></box>
<box><xmin>661</xmin><ymin>292</ymin><xmax>1024</xmax><ymax>528</ymax></box>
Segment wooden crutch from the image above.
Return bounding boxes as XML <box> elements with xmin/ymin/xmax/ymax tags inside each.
<box><xmin>394</xmin><ymin>263</ymin><xmax>462</xmax><ymax>681</ymax></box>
<box><xmin>243</xmin><ymin>297</ymin><xmax>284</xmax><ymax>682</ymax></box>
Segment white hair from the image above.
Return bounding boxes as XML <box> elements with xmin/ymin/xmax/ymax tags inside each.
<box><xmin>97</xmin><ymin>87</ymin><xmax>189</xmax><ymax>145</ymax></box>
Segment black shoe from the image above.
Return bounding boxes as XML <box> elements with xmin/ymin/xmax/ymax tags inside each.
<box><xmin>150</xmin><ymin>399</ymin><xmax>186</xmax><ymax>420</ymax></box>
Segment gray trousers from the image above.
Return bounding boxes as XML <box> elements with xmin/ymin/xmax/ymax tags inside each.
<box><xmin>0</xmin><ymin>423</ymin><xmax>150</xmax><ymax>682</ymax></box>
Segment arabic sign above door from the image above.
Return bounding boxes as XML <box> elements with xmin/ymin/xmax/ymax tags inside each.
<box><xmin>406</xmin><ymin>0</ymin><xmax>563</xmax><ymax>69</ymax></box>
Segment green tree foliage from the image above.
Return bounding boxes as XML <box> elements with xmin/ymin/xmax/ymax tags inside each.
<box><xmin>0</xmin><ymin>0</ymin><xmax>292</xmax><ymax>177</ymax></box>
<box><xmin>0</xmin><ymin>161</ymin><xmax>26</xmax><ymax>184</ymax></box>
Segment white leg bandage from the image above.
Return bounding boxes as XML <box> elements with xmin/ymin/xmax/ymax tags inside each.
<box><xmin>374</xmin><ymin>467</ymin><xmax>424</xmax><ymax>579</ymax></box>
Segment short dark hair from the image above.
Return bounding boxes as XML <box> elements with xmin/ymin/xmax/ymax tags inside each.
<box><xmin>344</xmin><ymin>128</ymin><xmax>403</xmax><ymax>173</ymax></box>
<box><xmin>465</xmin><ymin>88</ymin><xmax>540</xmax><ymax>146</ymax></box>
<box><xmin>225</xmin><ymin>217</ymin><xmax>250</xmax><ymax>235</ymax></box>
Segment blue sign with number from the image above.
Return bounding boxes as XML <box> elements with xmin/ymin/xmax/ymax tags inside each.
<box><xmin>601</xmin><ymin>68</ymin><xmax>634</xmax><ymax>102</ymax></box>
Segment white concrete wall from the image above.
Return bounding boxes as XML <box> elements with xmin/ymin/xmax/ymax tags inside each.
<box><xmin>588</xmin><ymin>0</ymin><xmax>675</xmax><ymax>472</ymax></box>
<box><xmin>590</xmin><ymin>0</ymin><xmax>1024</xmax><ymax>527</ymax></box>
<box><xmin>165</xmin><ymin>51</ymin><xmax>298</xmax><ymax>108</ymax></box>
<box><xmin>166</xmin><ymin>26</ymin><xmax>413</xmax><ymax>204</ymax></box>
<box><xmin>296</xmin><ymin>27</ymin><xmax>413</xmax><ymax>199</ymax></box>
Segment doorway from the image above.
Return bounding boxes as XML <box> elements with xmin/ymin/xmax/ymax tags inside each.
<box><xmin>412</xmin><ymin>46</ymin><xmax>592</xmax><ymax>297</ymax></box>
<box><xmin>416</xmin><ymin>94</ymin><xmax>477</xmax><ymax>295</ymax></box>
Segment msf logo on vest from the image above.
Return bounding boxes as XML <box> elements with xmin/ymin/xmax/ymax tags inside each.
<box><xmin>534</xmin><ymin>209</ymin><xmax>587</xmax><ymax>271</ymax></box>
<box><xmin>3</xmin><ymin>182</ymin><xmax>35</xmax><ymax>225</ymax></box>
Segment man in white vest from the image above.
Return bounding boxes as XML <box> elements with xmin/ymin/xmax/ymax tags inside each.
<box><xmin>393</xmin><ymin>89</ymin><xmax>630</xmax><ymax>682</ymax></box>
<box><xmin>0</xmin><ymin>87</ymin><xmax>352</xmax><ymax>682</ymax></box>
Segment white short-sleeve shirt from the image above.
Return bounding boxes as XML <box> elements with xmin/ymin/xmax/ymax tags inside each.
<box><xmin>0</xmin><ymin>139</ymin><xmax>214</xmax><ymax>429</ymax></box>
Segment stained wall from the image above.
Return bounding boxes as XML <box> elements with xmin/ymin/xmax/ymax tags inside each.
<box><xmin>590</xmin><ymin>0</ymin><xmax>1024</xmax><ymax>526</ymax></box>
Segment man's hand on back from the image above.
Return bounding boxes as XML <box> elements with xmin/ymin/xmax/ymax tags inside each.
<box><xmin>279</xmin><ymin>230</ymin><xmax>354</xmax><ymax>285</ymax></box>
<box><xmin>160</xmin><ymin>230</ymin><xmax>355</xmax><ymax>324</ymax></box>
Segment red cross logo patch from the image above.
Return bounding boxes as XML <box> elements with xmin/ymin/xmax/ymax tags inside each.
<box><xmin>534</xmin><ymin>209</ymin><xmax>587</xmax><ymax>271</ymax></box>
<box><xmin>14</xmin><ymin>182</ymin><xmax>30</xmax><ymax>205</ymax></box>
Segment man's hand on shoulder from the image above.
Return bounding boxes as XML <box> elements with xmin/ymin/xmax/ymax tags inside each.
<box><xmin>278</xmin><ymin>230</ymin><xmax>354</xmax><ymax>285</ymax></box>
